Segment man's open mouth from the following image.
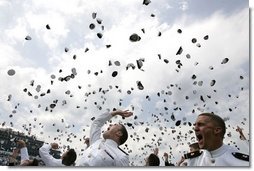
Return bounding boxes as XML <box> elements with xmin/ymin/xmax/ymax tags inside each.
<box><xmin>196</xmin><ymin>134</ymin><xmax>203</xmax><ymax>142</ymax></box>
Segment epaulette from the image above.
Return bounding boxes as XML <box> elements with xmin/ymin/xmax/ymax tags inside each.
<box><xmin>232</xmin><ymin>152</ymin><xmax>249</xmax><ymax>162</ymax></box>
<box><xmin>118</xmin><ymin>147</ymin><xmax>129</xmax><ymax>155</ymax></box>
<box><xmin>104</xmin><ymin>150</ymin><xmax>114</xmax><ymax>160</ymax></box>
<box><xmin>184</xmin><ymin>151</ymin><xmax>203</xmax><ymax>159</ymax></box>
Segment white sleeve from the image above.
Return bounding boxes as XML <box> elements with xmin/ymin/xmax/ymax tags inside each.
<box><xmin>20</xmin><ymin>147</ymin><xmax>29</xmax><ymax>162</ymax></box>
<box><xmin>90</xmin><ymin>112</ymin><xmax>112</xmax><ymax>145</ymax></box>
<box><xmin>39</xmin><ymin>143</ymin><xmax>62</xmax><ymax>166</ymax></box>
<box><xmin>116</xmin><ymin>155</ymin><xmax>129</xmax><ymax>166</ymax></box>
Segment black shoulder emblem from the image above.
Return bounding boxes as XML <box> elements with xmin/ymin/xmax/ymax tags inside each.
<box><xmin>184</xmin><ymin>151</ymin><xmax>202</xmax><ymax>159</ymax></box>
<box><xmin>232</xmin><ymin>152</ymin><xmax>249</xmax><ymax>162</ymax></box>
<box><xmin>118</xmin><ymin>147</ymin><xmax>129</xmax><ymax>156</ymax></box>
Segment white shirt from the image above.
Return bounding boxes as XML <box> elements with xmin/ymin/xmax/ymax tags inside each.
<box><xmin>188</xmin><ymin>144</ymin><xmax>249</xmax><ymax>166</ymax></box>
<box><xmin>76</xmin><ymin>112</ymin><xmax>129</xmax><ymax>166</ymax></box>
<box><xmin>39</xmin><ymin>144</ymin><xmax>64</xmax><ymax>166</ymax></box>
<box><xmin>240</xmin><ymin>139</ymin><xmax>249</xmax><ymax>154</ymax></box>
<box><xmin>20</xmin><ymin>147</ymin><xmax>29</xmax><ymax>165</ymax></box>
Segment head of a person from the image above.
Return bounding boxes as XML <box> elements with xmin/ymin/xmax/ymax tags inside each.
<box><xmin>189</xmin><ymin>142</ymin><xmax>200</xmax><ymax>152</ymax></box>
<box><xmin>145</xmin><ymin>153</ymin><xmax>160</xmax><ymax>166</ymax></box>
<box><xmin>61</xmin><ymin>149</ymin><xmax>77</xmax><ymax>166</ymax></box>
<box><xmin>103</xmin><ymin>123</ymin><xmax>128</xmax><ymax>145</ymax></box>
<box><xmin>194</xmin><ymin>113</ymin><xmax>226</xmax><ymax>151</ymax></box>
<box><xmin>20</xmin><ymin>158</ymin><xmax>39</xmax><ymax>166</ymax></box>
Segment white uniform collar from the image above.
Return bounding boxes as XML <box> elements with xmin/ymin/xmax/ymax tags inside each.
<box><xmin>209</xmin><ymin>144</ymin><xmax>227</xmax><ymax>158</ymax></box>
<box><xmin>104</xmin><ymin>139</ymin><xmax>118</xmax><ymax>148</ymax></box>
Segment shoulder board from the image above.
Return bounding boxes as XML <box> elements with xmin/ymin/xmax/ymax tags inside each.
<box><xmin>118</xmin><ymin>147</ymin><xmax>129</xmax><ymax>156</ymax></box>
<box><xmin>232</xmin><ymin>152</ymin><xmax>249</xmax><ymax>162</ymax></box>
<box><xmin>184</xmin><ymin>151</ymin><xmax>202</xmax><ymax>159</ymax></box>
<box><xmin>104</xmin><ymin>150</ymin><xmax>114</xmax><ymax>160</ymax></box>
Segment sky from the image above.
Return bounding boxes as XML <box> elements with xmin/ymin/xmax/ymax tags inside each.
<box><xmin>0</xmin><ymin>0</ymin><xmax>251</xmax><ymax>167</ymax></box>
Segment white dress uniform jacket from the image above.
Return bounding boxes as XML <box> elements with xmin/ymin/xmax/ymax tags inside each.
<box><xmin>76</xmin><ymin>112</ymin><xmax>129</xmax><ymax>166</ymax></box>
<box><xmin>39</xmin><ymin>144</ymin><xmax>64</xmax><ymax>166</ymax></box>
<box><xmin>188</xmin><ymin>144</ymin><xmax>249</xmax><ymax>166</ymax></box>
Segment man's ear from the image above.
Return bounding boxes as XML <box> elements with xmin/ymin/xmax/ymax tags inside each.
<box><xmin>214</xmin><ymin>127</ymin><xmax>222</xmax><ymax>135</ymax></box>
<box><xmin>116</xmin><ymin>130</ymin><xmax>123</xmax><ymax>137</ymax></box>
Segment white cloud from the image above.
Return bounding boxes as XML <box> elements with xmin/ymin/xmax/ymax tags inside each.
<box><xmin>179</xmin><ymin>1</ymin><xmax>189</xmax><ymax>11</ymax></box>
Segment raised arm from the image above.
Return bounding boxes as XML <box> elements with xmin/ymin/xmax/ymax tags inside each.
<box><xmin>39</xmin><ymin>143</ymin><xmax>59</xmax><ymax>166</ymax></box>
<box><xmin>17</xmin><ymin>140</ymin><xmax>29</xmax><ymax>163</ymax></box>
<box><xmin>90</xmin><ymin>112</ymin><xmax>113</xmax><ymax>145</ymax></box>
<box><xmin>236</xmin><ymin>126</ymin><xmax>247</xmax><ymax>140</ymax></box>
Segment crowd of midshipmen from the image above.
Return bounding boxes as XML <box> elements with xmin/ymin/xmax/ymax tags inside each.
<box><xmin>6</xmin><ymin>110</ymin><xmax>250</xmax><ymax>167</ymax></box>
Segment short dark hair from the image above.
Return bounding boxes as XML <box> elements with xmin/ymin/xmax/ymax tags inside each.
<box><xmin>199</xmin><ymin>113</ymin><xmax>226</xmax><ymax>138</ymax></box>
<box><xmin>29</xmin><ymin>158</ymin><xmax>39</xmax><ymax>166</ymax></box>
<box><xmin>147</xmin><ymin>153</ymin><xmax>160</xmax><ymax>166</ymax></box>
<box><xmin>62</xmin><ymin>149</ymin><xmax>77</xmax><ymax>166</ymax></box>
<box><xmin>119</xmin><ymin>124</ymin><xmax>128</xmax><ymax>145</ymax></box>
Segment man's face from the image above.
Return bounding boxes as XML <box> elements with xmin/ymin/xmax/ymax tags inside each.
<box><xmin>194</xmin><ymin>115</ymin><xmax>217</xmax><ymax>151</ymax></box>
<box><xmin>103</xmin><ymin>123</ymin><xmax>122</xmax><ymax>140</ymax></box>
<box><xmin>61</xmin><ymin>150</ymin><xmax>68</xmax><ymax>159</ymax></box>
<box><xmin>189</xmin><ymin>146</ymin><xmax>195</xmax><ymax>152</ymax></box>
<box><xmin>20</xmin><ymin>160</ymin><xmax>31</xmax><ymax>166</ymax></box>
<box><xmin>20</xmin><ymin>159</ymin><xmax>35</xmax><ymax>166</ymax></box>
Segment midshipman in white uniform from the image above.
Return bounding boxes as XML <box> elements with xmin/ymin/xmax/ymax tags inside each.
<box><xmin>76</xmin><ymin>110</ymin><xmax>133</xmax><ymax>166</ymax></box>
<box><xmin>188</xmin><ymin>113</ymin><xmax>249</xmax><ymax>166</ymax></box>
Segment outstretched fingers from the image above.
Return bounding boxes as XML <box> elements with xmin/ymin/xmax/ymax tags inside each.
<box><xmin>122</xmin><ymin>111</ymin><xmax>133</xmax><ymax>117</ymax></box>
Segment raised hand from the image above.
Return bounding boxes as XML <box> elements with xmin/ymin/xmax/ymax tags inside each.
<box><xmin>111</xmin><ymin>110</ymin><xmax>133</xmax><ymax>118</ymax></box>
<box><xmin>51</xmin><ymin>143</ymin><xmax>59</xmax><ymax>149</ymax></box>
<box><xmin>153</xmin><ymin>147</ymin><xmax>159</xmax><ymax>156</ymax></box>
<box><xmin>17</xmin><ymin>140</ymin><xmax>26</xmax><ymax>148</ymax></box>
<box><xmin>163</xmin><ymin>152</ymin><xmax>169</xmax><ymax>160</ymax></box>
